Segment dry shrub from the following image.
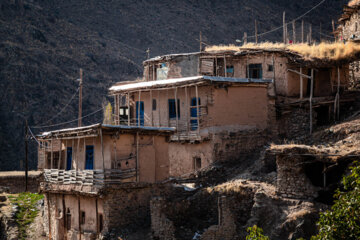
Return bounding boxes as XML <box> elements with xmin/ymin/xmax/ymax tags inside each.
<box><xmin>205</xmin><ymin>41</ymin><xmax>360</xmax><ymax>61</ymax></box>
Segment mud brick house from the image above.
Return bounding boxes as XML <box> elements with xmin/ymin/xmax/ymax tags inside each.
<box><xmin>36</xmin><ymin>43</ymin><xmax>356</xmax><ymax>239</ymax></box>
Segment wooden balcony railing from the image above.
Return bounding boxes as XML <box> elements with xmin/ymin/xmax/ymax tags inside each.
<box><xmin>43</xmin><ymin>169</ymin><xmax>136</xmax><ymax>186</ymax></box>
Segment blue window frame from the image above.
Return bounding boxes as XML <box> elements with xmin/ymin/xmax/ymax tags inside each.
<box><xmin>66</xmin><ymin>147</ymin><xmax>72</xmax><ymax>170</ymax></box>
<box><xmin>168</xmin><ymin>99</ymin><xmax>180</xmax><ymax>119</ymax></box>
<box><xmin>85</xmin><ymin>145</ymin><xmax>94</xmax><ymax>170</ymax></box>
<box><xmin>136</xmin><ymin>101</ymin><xmax>144</xmax><ymax>126</ymax></box>
<box><xmin>190</xmin><ymin>97</ymin><xmax>201</xmax><ymax>130</ymax></box>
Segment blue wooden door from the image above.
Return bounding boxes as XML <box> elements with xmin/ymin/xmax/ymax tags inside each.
<box><xmin>85</xmin><ymin>145</ymin><xmax>94</xmax><ymax>170</ymax></box>
<box><xmin>136</xmin><ymin>101</ymin><xmax>144</xmax><ymax>126</ymax></box>
<box><xmin>190</xmin><ymin>98</ymin><xmax>200</xmax><ymax>130</ymax></box>
<box><xmin>66</xmin><ymin>147</ymin><xmax>72</xmax><ymax>170</ymax></box>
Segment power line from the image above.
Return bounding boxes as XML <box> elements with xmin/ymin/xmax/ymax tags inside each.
<box><xmin>247</xmin><ymin>0</ymin><xmax>327</xmax><ymax>39</ymax></box>
<box><xmin>41</xmin><ymin>87</ymin><xmax>80</xmax><ymax>125</ymax></box>
<box><xmin>31</xmin><ymin>107</ymin><xmax>103</xmax><ymax>129</ymax></box>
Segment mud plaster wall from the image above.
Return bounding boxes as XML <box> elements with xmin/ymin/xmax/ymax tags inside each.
<box><xmin>143</xmin><ymin>54</ymin><xmax>199</xmax><ymax>81</ymax></box>
<box><xmin>232</xmin><ymin>54</ymin><xmax>287</xmax><ymax>96</ymax></box>
<box><xmin>44</xmin><ymin>193</ymin><xmax>104</xmax><ymax>240</ymax></box>
<box><xmin>168</xmin><ymin>141</ymin><xmax>213</xmax><ymax>177</ymax></box>
<box><xmin>276</xmin><ymin>155</ymin><xmax>319</xmax><ymax>199</ymax></box>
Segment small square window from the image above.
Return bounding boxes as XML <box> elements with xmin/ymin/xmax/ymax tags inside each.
<box><xmin>268</xmin><ymin>64</ymin><xmax>274</xmax><ymax>72</ymax></box>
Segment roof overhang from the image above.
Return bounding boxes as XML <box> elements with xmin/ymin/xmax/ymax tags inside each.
<box><xmin>37</xmin><ymin>124</ymin><xmax>175</xmax><ymax>140</ymax></box>
<box><xmin>109</xmin><ymin>75</ymin><xmax>273</xmax><ymax>94</ymax></box>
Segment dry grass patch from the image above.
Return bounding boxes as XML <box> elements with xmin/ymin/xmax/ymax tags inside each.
<box><xmin>205</xmin><ymin>42</ymin><xmax>360</xmax><ymax>61</ymax></box>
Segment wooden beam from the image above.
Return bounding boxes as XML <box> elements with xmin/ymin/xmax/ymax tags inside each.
<box><xmin>76</xmin><ymin>138</ymin><xmax>80</xmax><ymax>171</ymax></box>
<box><xmin>292</xmin><ymin>20</ymin><xmax>296</xmax><ymax>43</ymax></box>
<box><xmin>127</xmin><ymin>93</ymin><xmax>130</xmax><ymax>126</ymax></box>
<box><xmin>150</xmin><ymin>89</ymin><xmax>153</xmax><ymax>126</ymax></box>
<box><xmin>283</xmin><ymin>11</ymin><xmax>286</xmax><ymax>44</ymax></box>
<box><xmin>310</xmin><ymin>69</ymin><xmax>314</xmax><ymax>134</ymax></box>
<box><xmin>138</xmin><ymin>91</ymin><xmax>141</xmax><ymax>126</ymax></box>
<box><xmin>185</xmin><ymin>86</ymin><xmax>189</xmax><ymax>135</ymax></box>
<box><xmin>300</xmin><ymin>67</ymin><xmax>303</xmax><ymax>99</ymax></box>
<box><xmin>78</xmin><ymin>196</ymin><xmax>81</xmax><ymax>240</ymax></box>
<box><xmin>58</xmin><ymin>140</ymin><xmax>62</xmax><ymax>169</ymax></box>
<box><xmin>223</xmin><ymin>55</ymin><xmax>227</xmax><ymax>77</ymax></box>
<box><xmin>95</xmin><ymin>198</ymin><xmax>99</xmax><ymax>235</ymax></box>
<box><xmin>195</xmin><ymin>85</ymin><xmax>200</xmax><ymax>134</ymax></box>
<box><xmin>136</xmin><ymin>132</ymin><xmax>139</xmax><ymax>182</ymax></box>
<box><xmin>301</xmin><ymin>20</ymin><xmax>304</xmax><ymax>43</ymax></box>
<box><xmin>47</xmin><ymin>193</ymin><xmax>52</xmax><ymax>240</ymax></box>
<box><xmin>100</xmin><ymin>127</ymin><xmax>105</xmax><ymax>170</ymax></box>
<box><xmin>287</xmin><ymin>68</ymin><xmax>312</xmax><ymax>79</ymax></box>
<box><xmin>50</xmin><ymin>139</ymin><xmax>53</xmax><ymax>169</ymax></box>
<box><xmin>174</xmin><ymin>87</ymin><xmax>179</xmax><ymax>138</ymax></box>
<box><xmin>62</xmin><ymin>194</ymin><xmax>67</xmax><ymax>240</ymax></box>
<box><xmin>158</xmin><ymin>90</ymin><xmax>161</xmax><ymax>127</ymax></box>
<box><xmin>243</xmin><ymin>32</ymin><xmax>247</xmax><ymax>45</ymax></box>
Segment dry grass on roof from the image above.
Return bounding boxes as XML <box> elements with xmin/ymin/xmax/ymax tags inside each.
<box><xmin>349</xmin><ymin>0</ymin><xmax>360</xmax><ymax>7</ymax></box>
<box><xmin>205</xmin><ymin>41</ymin><xmax>360</xmax><ymax>61</ymax></box>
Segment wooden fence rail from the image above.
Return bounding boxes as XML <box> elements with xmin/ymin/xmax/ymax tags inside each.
<box><xmin>43</xmin><ymin>169</ymin><xmax>136</xmax><ymax>186</ymax></box>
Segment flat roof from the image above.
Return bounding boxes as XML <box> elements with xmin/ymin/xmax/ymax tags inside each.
<box><xmin>37</xmin><ymin>124</ymin><xmax>175</xmax><ymax>139</ymax></box>
<box><xmin>109</xmin><ymin>75</ymin><xmax>273</xmax><ymax>93</ymax></box>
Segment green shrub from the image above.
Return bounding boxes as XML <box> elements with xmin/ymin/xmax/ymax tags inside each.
<box><xmin>246</xmin><ymin>225</ymin><xmax>269</xmax><ymax>240</ymax></box>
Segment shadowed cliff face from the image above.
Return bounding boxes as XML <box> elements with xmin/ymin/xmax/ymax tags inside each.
<box><xmin>0</xmin><ymin>0</ymin><xmax>347</xmax><ymax>170</ymax></box>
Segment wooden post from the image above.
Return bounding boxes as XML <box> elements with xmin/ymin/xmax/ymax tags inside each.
<box><xmin>152</xmin><ymin>64</ymin><xmax>155</xmax><ymax>80</ymax></box>
<box><xmin>51</xmin><ymin>139</ymin><xmax>54</xmax><ymax>169</ymax></box>
<box><xmin>25</xmin><ymin>119</ymin><xmax>28</xmax><ymax>191</ymax></box>
<box><xmin>78</xmin><ymin>68</ymin><xmax>83</xmax><ymax>127</ymax></box>
<box><xmin>319</xmin><ymin>22</ymin><xmax>322</xmax><ymax>42</ymax></box>
<box><xmin>62</xmin><ymin>194</ymin><xmax>67</xmax><ymax>240</ymax></box>
<box><xmin>95</xmin><ymin>198</ymin><xmax>99</xmax><ymax>235</ymax></box>
<box><xmin>300</xmin><ymin>67</ymin><xmax>303</xmax><ymax>99</ymax></box>
<box><xmin>310</xmin><ymin>69</ymin><xmax>314</xmax><ymax>134</ymax></box>
<box><xmin>76</xmin><ymin>138</ymin><xmax>80</xmax><ymax>171</ymax></box>
<box><xmin>292</xmin><ymin>20</ymin><xmax>296</xmax><ymax>43</ymax></box>
<box><xmin>332</xmin><ymin>20</ymin><xmax>336</xmax><ymax>40</ymax></box>
<box><xmin>166</xmin><ymin>90</ymin><xmax>169</xmax><ymax>127</ymax></box>
<box><xmin>283</xmin><ymin>11</ymin><xmax>286</xmax><ymax>44</ymax></box>
<box><xmin>150</xmin><ymin>89</ymin><xmax>153</xmax><ymax>126</ymax></box>
<box><xmin>195</xmin><ymin>85</ymin><xmax>200</xmax><ymax>134</ymax></box>
<box><xmin>301</xmin><ymin>20</ymin><xmax>304</xmax><ymax>43</ymax></box>
<box><xmin>223</xmin><ymin>55</ymin><xmax>227</xmax><ymax>77</ymax></box>
<box><xmin>337</xmin><ymin>67</ymin><xmax>340</xmax><ymax>120</ymax></box>
<box><xmin>100</xmin><ymin>127</ymin><xmax>105</xmax><ymax>171</ymax></box>
<box><xmin>272</xmin><ymin>54</ymin><xmax>276</xmax><ymax>90</ymax></box>
<box><xmin>246</xmin><ymin>54</ymin><xmax>250</xmax><ymax>79</ymax></box>
<box><xmin>58</xmin><ymin>140</ymin><xmax>62</xmax><ymax>169</ymax></box>
<box><xmin>215</xmin><ymin>56</ymin><xmax>218</xmax><ymax>76</ymax></box>
<box><xmin>174</xmin><ymin>87</ymin><xmax>179</xmax><ymax>138</ymax></box>
<box><xmin>127</xmin><ymin>93</ymin><xmax>130</xmax><ymax>126</ymax></box>
<box><xmin>71</xmin><ymin>139</ymin><xmax>74</xmax><ymax>170</ymax></box>
<box><xmin>243</xmin><ymin>32</ymin><xmax>247</xmax><ymax>45</ymax></box>
<box><xmin>185</xmin><ymin>86</ymin><xmax>189</xmax><ymax>135</ymax></box>
<box><xmin>138</xmin><ymin>91</ymin><xmax>141</xmax><ymax>126</ymax></box>
<box><xmin>136</xmin><ymin>132</ymin><xmax>139</xmax><ymax>182</ymax></box>
<box><xmin>255</xmin><ymin>20</ymin><xmax>258</xmax><ymax>44</ymax></box>
<box><xmin>47</xmin><ymin>193</ymin><xmax>52</xmax><ymax>240</ymax></box>
<box><xmin>158</xmin><ymin>90</ymin><xmax>161</xmax><ymax>127</ymax></box>
<box><xmin>78</xmin><ymin>196</ymin><xmax>81</xmax><ymax>240</ymax></box>
<box><xmin>309</xmin><ymin>24</ymin><xmax>312</xmax><ymax>44</ymax></box>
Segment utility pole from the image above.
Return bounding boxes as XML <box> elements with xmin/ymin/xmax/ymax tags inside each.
<box><xmin>255</xmin><ymin>19</ymin><xmax>258</xmax><ymax>44</ymax></box>
<box><xmin>24</xmin><ymin>119</ymin><xmax>28</xmax><ymax>192</ymax></box>
<box><xmin>243</xmin><ymin>32</ymin><xmax>247</xmax><ymax>45</ymax></box>
<box><xmin>146</xmin><ymin>48</ymin><xmax>150</xmax><ymax>59</ymax></box>
<box><xmin>78</xmin><ymin>68</ymin><xmax>83</xmax><ymax>127</ymax></box>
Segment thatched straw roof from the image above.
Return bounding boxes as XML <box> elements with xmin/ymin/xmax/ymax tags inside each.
<box><xmin>205</xmin><ymin>42</ymin><xmax>360</xmax><ymax>63</ymax></box>
<box><xmin>348</xmin><ymin>0</ymin><xmax>360</xmax><ymax>7</ymax></box>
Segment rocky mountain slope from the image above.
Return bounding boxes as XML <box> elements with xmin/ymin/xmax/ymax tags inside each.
<box><xmin>0</xmin><ymin>0</ymin><xmax>348</xmax><ymax>170</ymax></box>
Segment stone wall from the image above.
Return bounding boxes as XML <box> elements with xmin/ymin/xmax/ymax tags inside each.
<box><xmin>150</xmin><ymin>197</ymin><xmax>176</xmax><ymax>240</ymax></box>
<box><xmin>276</xmin><ymin>155</ymin><xmax>319</xmax><ymax>199</ymax></box>
<box><xmin>0</xmin><ymin>172</ymin><xmax>41</xmax><ymax>193</ymax></box>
